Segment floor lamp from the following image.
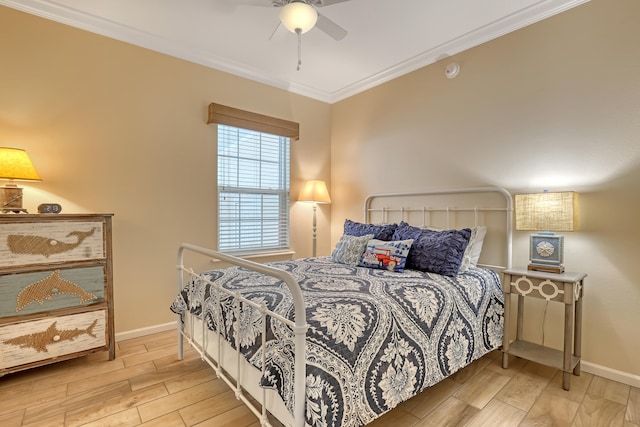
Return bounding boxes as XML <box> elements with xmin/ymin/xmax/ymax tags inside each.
<box><xmin>298</xmin><ymin>180</ymin><xmax>331</xmax><ymax>257</ymax></box>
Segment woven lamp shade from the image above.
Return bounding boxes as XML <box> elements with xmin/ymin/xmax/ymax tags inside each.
<box><xmin>515</xmin><ymin>192</ymin><xmax>578</xmax><ymax>232</ymax></box>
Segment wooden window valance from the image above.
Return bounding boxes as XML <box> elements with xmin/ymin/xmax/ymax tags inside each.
<box><xmin>207</xmin><ymin>103</ymin><xmax>299</xmax><ymax>140</ymax></box>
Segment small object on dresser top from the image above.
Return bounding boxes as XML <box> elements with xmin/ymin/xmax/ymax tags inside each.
<box><xmin>38</xmin><ymin>203</ymin><xmax>62</xmax><ymax>214</ymax></box>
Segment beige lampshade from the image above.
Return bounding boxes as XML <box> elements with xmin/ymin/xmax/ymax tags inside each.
<box><xmin>0</xmin><ymin>147</ymin><xmax>42</xmax><ymax>181</ymax></box>
<box><xmin>515</xmin><ymin>191</ymin><xmax>578</xmax><ymax>231</ymax></box>
<box><xmin>298</xmin><ymin>180</ymin><xmax>331</xmax><ymax>204</ymax></box>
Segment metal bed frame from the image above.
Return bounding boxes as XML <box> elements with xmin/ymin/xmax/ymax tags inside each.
<box><xmin>175</xmin><ymin>186</ymin><xmax>513</xmax><ymax>427</ymax></box>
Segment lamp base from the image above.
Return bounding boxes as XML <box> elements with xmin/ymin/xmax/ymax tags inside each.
<box><xmin>528</xmin><ymin>233</ymin><xmax>565</xmax><ymax>274</ymax></box>
<box><xmin>528</xmin><ymin>263</ymin><xmax>565</xmax><ymax>274</ymax></box>
<box><xmin>1</xmin><ymin>186</ymin><xmax>26</xmax><ymax>213</ymax></box>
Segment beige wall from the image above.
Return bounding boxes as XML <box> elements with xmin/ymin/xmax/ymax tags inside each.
<box><xmin>331</xmin><ymin>0</ymin><xmax>640</xmax><ymax>376</ymax></box>
<box><xmin>0</xmin><ymin>7</ymin><xmax>332</xmax><ymax>333</ymax></box>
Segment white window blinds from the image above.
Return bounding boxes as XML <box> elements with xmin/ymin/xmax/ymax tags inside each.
<box><xmin>218</xmin><ymin>125</ymin><xmax>290</xmax><ymax>254</ymax></box>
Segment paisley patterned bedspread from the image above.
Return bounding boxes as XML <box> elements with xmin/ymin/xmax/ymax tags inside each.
<box><xmin>170</xmin><ymin>256</ymin><xmax>504</xmax><ymax>427</ymax></box>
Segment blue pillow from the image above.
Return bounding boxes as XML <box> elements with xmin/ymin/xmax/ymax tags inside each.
<box><xmin>344</xmin><ymin>219</ymin><xmax>397</xmax><ymax>241</ymax></box>
<box><xmin>360</xmin><ymin>239</ymin><xmax>413</xmax><ymax>273</ymax></box>
<box><xmin>392</xmin><ymin>222</ymin><xmax>472</xmax><ymax>276</ymax></box>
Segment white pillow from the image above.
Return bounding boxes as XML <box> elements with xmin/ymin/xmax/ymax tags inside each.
<box><xmin>459</xmin><ymin>226</ymin><xmax>487</xmax><ymax>272</ymax></box>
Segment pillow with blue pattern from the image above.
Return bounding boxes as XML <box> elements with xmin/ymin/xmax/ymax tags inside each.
<box><xmin>392</xmin><ymin>222</ymin><xmax>472</xmax><ymax>276</ymax></box>
<box><xmin>331</xmin><ymin>234</ymin><xmax>374</xmax><ymax>266</ymax></box>
<box><xmin>360</xmin><ymin>239</ymin><xmax>414</xmax><ymax>273</ymax></box>
<box><xmin>343</xmin><ymin>219</ymin><xmax>397</xmax><ymax>241</ymax></box>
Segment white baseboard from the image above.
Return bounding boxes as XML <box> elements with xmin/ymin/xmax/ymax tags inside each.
<box><xmin>116</xmin><ymin>322</ymin><xmax>640</xmax><ymax>388</ymax></box>
<box><xmin>115</xmin><ymin>321</ymin><xmax>177</xmax><ymax>342</ymax></box>
<box><xmin>582</xmin><ymin>360</ymin><xmax>640</xmax><ymax>388</ymax></box>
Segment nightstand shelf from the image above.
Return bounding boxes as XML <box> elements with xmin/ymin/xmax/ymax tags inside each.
<box><xmin>507</xmin><ymin>340</ymin><xmax>580</xmax><ymax>372</ymax></box>
<box><xmin>501</xmin><ymin>268</ymin><xmax>586</xmax><ymax>390</ymax></box>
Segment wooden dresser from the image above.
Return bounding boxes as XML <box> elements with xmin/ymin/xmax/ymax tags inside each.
<box><xmin>0</xmin><ymin>214</ymin><xmax>114</xmax><ymax>375</ymax></box>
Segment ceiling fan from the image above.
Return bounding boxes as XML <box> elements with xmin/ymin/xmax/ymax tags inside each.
<box><xmin>271</xmin><ymin>0</ymin><xmax>349</xmax><ymax>41</ymax></box>
<box><xmin>240</xmin><ymin>0</ymin><xmax>350</xmax><ymax>70</ymax></box>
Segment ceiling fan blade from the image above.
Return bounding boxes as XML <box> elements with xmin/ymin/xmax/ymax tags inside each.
<box><xmin>233</xmin><ymin>0</ymin><xmax>351</xmax><ymax>8</ymax></box>
<box><xmin>315</xmin><ymin>0</ymin><xmax>352</xmax><ymax>6</ymax></box>
<box><xmin>230</xmin><ymin>0</ymin><xmax>274</xmax><ymax>7</ymax></box>
<box><xmin>268</xmin><ymin>22</ymin><xmax>283</xmax><ymax>40</ymax></box>
<box><xmin>315</xmin><ymin>12</ymin><xmax>347</xmax><ymax>40</ymax></box>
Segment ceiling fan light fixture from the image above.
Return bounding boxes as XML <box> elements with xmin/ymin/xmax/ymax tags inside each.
<box><xmin>280</xmin><ymin>1</ymin><xmax>318</xmax><ymax>34</ymax></box>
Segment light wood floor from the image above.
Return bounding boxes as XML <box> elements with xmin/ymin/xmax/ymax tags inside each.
<box><xmin>0</xmin><ymin>330</ymin><xmax>638</xmax><ymax>426</ymax></box>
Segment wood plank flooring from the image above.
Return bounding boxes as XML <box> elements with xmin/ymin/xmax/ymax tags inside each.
<box><xmin>0</xmin><ymin>330</ymin><xmax>638</xmax><ymax>426</ymax></box>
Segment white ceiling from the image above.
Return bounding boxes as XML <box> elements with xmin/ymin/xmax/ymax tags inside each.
<box><xmin>2</xmin><ymin>0</ymin><xmax>588</xmax><ymax>103</ymax></box>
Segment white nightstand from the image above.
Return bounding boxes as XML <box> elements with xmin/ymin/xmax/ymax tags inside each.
<box><xmin>501</xmin><ymin>268</ymin><xmax>586</xmax><ymax>390</ymax></box>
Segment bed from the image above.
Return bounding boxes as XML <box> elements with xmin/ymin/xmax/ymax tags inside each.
<box><xmin>171</xmin><ymin>187</ymin><xmax>513</xmax><ymax>427</ymax></box>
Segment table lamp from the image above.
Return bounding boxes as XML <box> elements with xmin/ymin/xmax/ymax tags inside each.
<box><xmin>515</xmin><ymin>191</ymin><xmax>578</xmax><ymax>273</ymax></box>
<box><xmin>0</xmin><ymin>147</ymin><xmax>42</xmax><ymax>213</ymax></box>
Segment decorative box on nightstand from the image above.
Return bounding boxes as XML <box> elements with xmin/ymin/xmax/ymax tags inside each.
<box><xmin>0</xmin><ymin>214</ymin><xmax>114</xmax><ymax>376</ymax></box>
<box><xmin>501</xmin><ymin>268</ymin><xmax>586</xmax><ymax>390</ymax></box>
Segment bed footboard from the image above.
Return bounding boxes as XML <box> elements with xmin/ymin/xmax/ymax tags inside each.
<box><xmin>176</xmin><ymin>243</ymin><xmax>308</xmax><ymax>427</ymax></box>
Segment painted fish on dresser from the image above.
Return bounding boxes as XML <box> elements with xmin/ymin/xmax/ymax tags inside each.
<box><xmin>2</xmin><ymin>319</ymin><xmax>98</xmax><ymax>353</ymax></box>
<box><xmin>7</xmin><ymin>228</ymin><xmax>96</xmax><ymax>257</ymax></box>
<box><xmin>16</xmin><ymin>270</ymin><xmax>98</xmax><ymax>312</ymax></box>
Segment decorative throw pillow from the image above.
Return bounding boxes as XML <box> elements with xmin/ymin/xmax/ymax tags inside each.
<box><xmin>458</xmin><ymin>226</ymin><xmax>488</xmax><ymax>273</ymax></box>
<box><xmin>331</xmin><ymin>234</ymin><xmax>374</xmax><ymax>266</ymax></box>
<box><xmin>343</xmin><ymin>219</ymin><xmax>397</xmax><ymax>241</ymax></box>
<box><xmin>392</xmin><ymin>222</ymin><xmax>472</xmax><ymax>276</ymax></box>
<box><xmin>359</xmin><ymin>239</ymin><xmax>413</xmax><ymax>273</ymax></box>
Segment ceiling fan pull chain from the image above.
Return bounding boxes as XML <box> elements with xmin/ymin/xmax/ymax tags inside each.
<box><xmin>296</xmin><ymin>28</ymin><xmax>302</xmax><ymax>71</ymax></box>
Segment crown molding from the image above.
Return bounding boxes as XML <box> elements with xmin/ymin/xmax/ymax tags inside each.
<box><xmin>329</xmin><ymin>0</ymin><xmax>591</xmax><ymax>103</ymax></box>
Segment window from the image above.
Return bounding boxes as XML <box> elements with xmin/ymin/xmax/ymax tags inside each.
<box><xmin>208</xmin><ymin>103</ymin><xmax>299</xmax><ymax>254</ymax></box>
<box><xmin>218</xmin><ymin>126</ymin><xmax>290</xmax><ymax>253</ymax></box>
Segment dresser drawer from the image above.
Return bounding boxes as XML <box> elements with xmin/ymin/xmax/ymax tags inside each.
<box><xmin>0</xmin><ymin>310</ymin><xmax>107</xmax><ymax>370</ymax></box>
<box><xmin>0</xmin><ymin>220</ymin><xmax>106</xmax><ymax>268</ymax></box>
<box><xmin>0</xmin><ymin>266</ymin><xmax>106</xmax><ymax>318</ymax></box>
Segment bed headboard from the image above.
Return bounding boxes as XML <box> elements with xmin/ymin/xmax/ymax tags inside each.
<box><xmin>364</xmin><ymin>187</ymin><xmax>513</xmax><ymax>271</ymax></box>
